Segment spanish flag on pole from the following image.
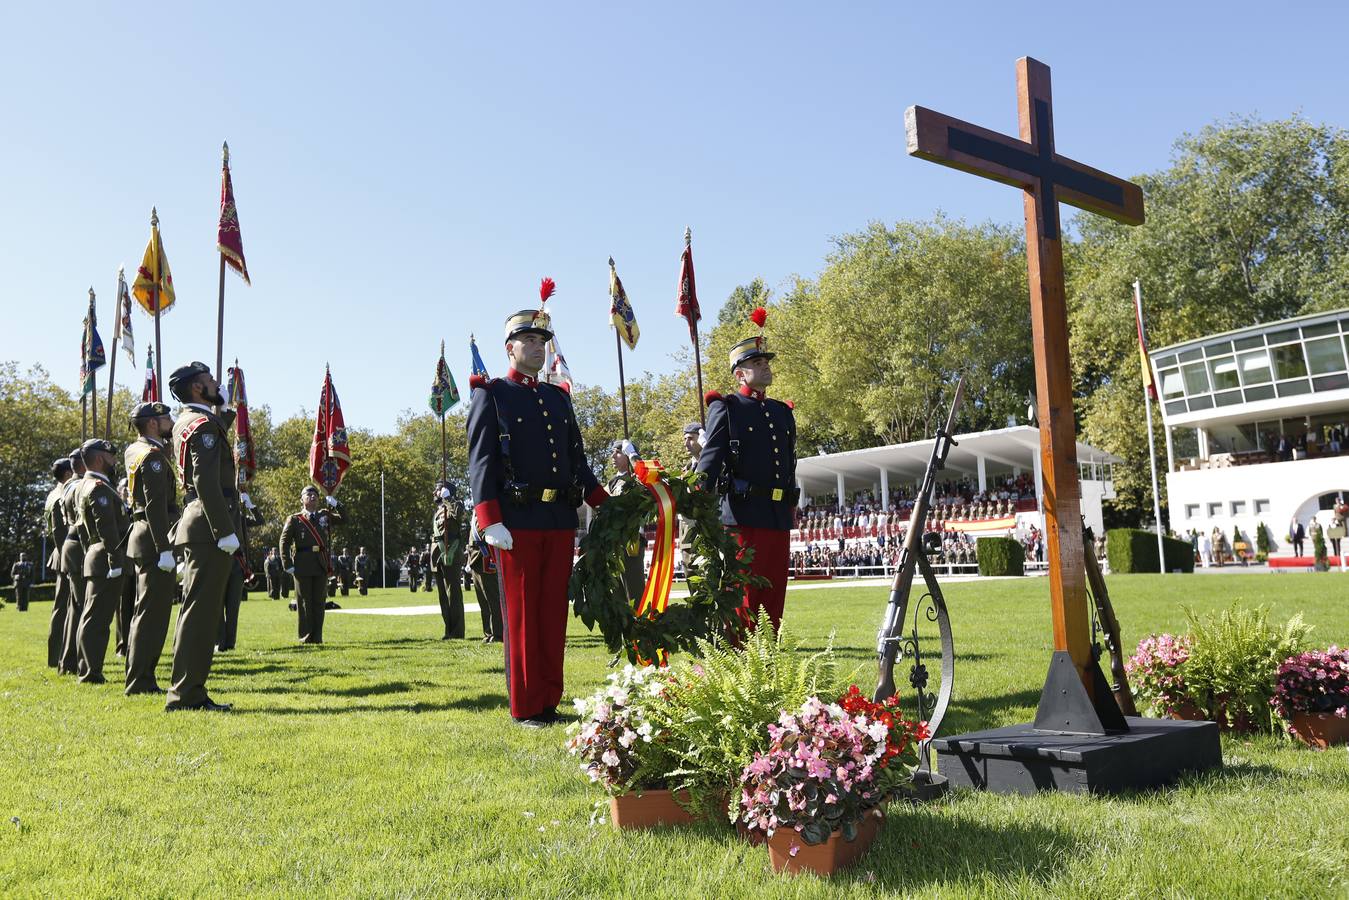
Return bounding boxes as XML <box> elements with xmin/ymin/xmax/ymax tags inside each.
<box><xmin>132</xmin><ymin>208</ymin><xmax>176</xmax><ymax>315</ymax></box>
<box><xmin>1133</xmin><ymin>280</ymin><xmax>1156</xmax><ymax>401</ymax></box>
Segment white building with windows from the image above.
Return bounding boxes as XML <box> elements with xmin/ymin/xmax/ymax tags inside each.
<box><xmin>1150</xmin><ymin>308</ymin><xmax>1349</xmax><ymax>557</ymax></box>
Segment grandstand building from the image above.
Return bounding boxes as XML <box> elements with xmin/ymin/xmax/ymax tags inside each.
<box><xmin>1149</xmin><ymin>307</ymin><xmax>1349</xmax><ymax>558</ymax></box>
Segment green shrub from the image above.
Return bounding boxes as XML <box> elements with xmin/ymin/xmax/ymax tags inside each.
<box><xmin>1183</xmin><ymin>604</ymin><xmax>1311</xmax><ymax>733</ymax></box>
<box><xmin>1312</xmin><ymin>524</ymin><xmax>1328</xmax><ymax>571</ymax></box>
<box><xmin>1105</xmin><ymin>529</ymin><xmax>1195</xmax><ymax>573</ymax></box>
<box><xmin>976</xmin><ymin>537</ymin><xmax>1024</xmax><ymax>576</ymax></box>
<box><xmin>1255</xmin><ymin>522</ymin><xmax>1271</xmax><ymax>560</ymax></box>
<box><xmin>647</xmin><ymin>608</ymin><xmax>848</xmax><ymax>822</ymax></box>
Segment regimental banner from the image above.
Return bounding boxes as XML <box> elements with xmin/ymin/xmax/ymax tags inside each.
<box><xmin>228</xmin><ymin>364</ymin><xmax>255</xmax><ymax>483</ymax></box>
<box><xmin>609</xmin><ymin>258</ymin><xmax>639</xmax><ymax>349</ymax></box>
<box><xmin>428</xmin><ymin>340</ymin><xmax>459</xmax><ymax>416</ymax></box>
<box><xmin>132</xmin><ymin>212</ymin><xmax>176</xmax><ymax>315</ymax></box>
<box><xmin>80</xmin><ymin>290</ymin><xmax>106</xmax><ymax>396</ymax></box>
<box><xmin>310</xmin><ymin>367</ymin><xmax>351</xmax><ymax>494</ymax></box>
<box><xmin>142</xmin><ymin>346</ymin><xmax>159</xmax><ymax>402</ymax></box>
<box><xmin>217</xmin><ymin>144</ymin><xmax>251</xmax><ymax>285</ymax></box>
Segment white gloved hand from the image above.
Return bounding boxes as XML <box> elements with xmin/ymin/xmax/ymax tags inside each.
<box><xmin>285</xmin><ymin>567</ymin><xmax>295</xmax><ymax>576</ymax></box>
<box><xmin>326</xmin><ymin>495</ymin><xmax>339</xmax><ymax>508</ymax></box>
<box><xmin>439</xmin><ymin>488</ymin><xmax>451</xmax><ymax>500</ymax></box>
<box><xmin>483</xmin><ymin>523</ymin><xmax>514</xmax><ymax>551</ymax></box>
<box><xmin>107</xmin><ymin>567</ymin><xmax>123</xmax><ymax>579</ymax></box>
<box><xmin>157</xmin><ymin>550</ymin><xmax>176</xmax><ymax>572</ymax></box>
<box><xmin>697</xmin><ymin>428</ymin><xmax>707</xmax><ymax>448</ymax></box>
<box><xmin>217</xmin><ymin>532</ymin><xmax>241</xmax><ymax>553</ymax></box>
<box><xmin>240</xmin><ymin>492</ymin><xmax>254</xmax><ymax>509</ymax></box>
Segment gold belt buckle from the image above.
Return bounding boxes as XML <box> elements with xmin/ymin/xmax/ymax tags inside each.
<box><xmin>541</xmin><ymin>488</ymin><xmax>559</xmax><ymax>502</ymax></box>
<box><xmin>771</xmin><ymin>488</ymin><xmax>784</xmax><ymax>501</ymax></box>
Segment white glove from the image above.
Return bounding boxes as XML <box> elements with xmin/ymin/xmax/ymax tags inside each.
<box><xmin>439</xmin><ymin>488</ymin><xmax>451</xmax><ymax>500</ymax></box>
<box><xmin>483</xmin><ymin>523</ymin><xmax>514</xmax><ymax>551</ymax></box>
<box><xmin>107</xmin><ymin>567</ymin><xmax>123</xmax><ymax>578</ymax></box>
<box><xmin>157</xmin><ymin>550</ymin><xmax>176</xmax><ymax>572</ymax></box>
<box><xmin>326</xmin><ymin>494</ymin><xmax>338</xmax><ymax>508</ymax></box>
<box><xmin>217</xmin><ymin>532</ymin><xmax>241</xmax><ymax>553</ymax></box>
<box><xmin>240</xmin><ymin>492</ymin><xmax>255</xmax><ymax>509</ymax></box>
<box><xmin>285</xmin><ymin>567</ymin><xmax>295</xmax><ymax>575</ymax></box>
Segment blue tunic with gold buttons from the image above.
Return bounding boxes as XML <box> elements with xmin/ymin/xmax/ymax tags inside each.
<box><xmin>696</xmin><ymin>385</ymin><xmax>797</xmax><ymax>530</ymax></box>
<box><xmin>467</xmin><ymin>369</ymin><xmax>605</xmax><ymax>531</ymax></box>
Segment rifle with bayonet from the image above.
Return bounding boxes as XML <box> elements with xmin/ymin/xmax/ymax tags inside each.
<box><xmin>874</xmin><ymin>376</ymin><xmax>965</xmax><ymax>703</ymax></box>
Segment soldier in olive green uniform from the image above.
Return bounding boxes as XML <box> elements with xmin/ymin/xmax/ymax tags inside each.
<box><xmin>280</xmin><ymin>485</ymin><xmax>343</xmax><ymax>643</ymax></box>
<box><xmin>467</xmin><ymin>514</ymin><xmax>503</xmax><ymax>643</ymax></box>
<box><xmin>58</xmin><ymin>449</ymin><xmax>89</xmax><ymax>675</ymax></box>
<box><xmin>114</xmin><ymin>478</ymin><xmax>135</xmax><ymax>655</ymax></box>
<box><xmin>431</xmin><ymin>483</ymin><xmax>469</xmax><ymax>639</ymax></box>
<box><xmin>74</xmin><ymin>439</ymin><xmax>131</xmax><ymax>684</ymax></box>
<box><xmin>166</xmin><ymin>362</ymin><xmax>240</xmax><ymax>712</ymax></box>
<box><xmin>10</xmin><ymin>554</ymin><xmax>33</xmax><ymax>611</ymax></box>
<box><xmin>354</xmin><ymin>547</ymin><xmax>371</xmax><ymax>595</ymax></box>
<box><xmin>606</xmin><ymin>440</ymin><xmax>647</xmax><ymax>603</ymax></box>
<box><xmin>43</xmin><ymin>458</ymin><xmax>75</xmax><ymax>667</ymax></box>
<box><xmin>123</xmin><ymin>402</ymin><xmax>180</xmax><ymax>695</ymax></box>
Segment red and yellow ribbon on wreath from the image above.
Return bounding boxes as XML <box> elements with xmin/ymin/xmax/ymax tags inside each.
<box><xmin>631</xmin><ymin>459</ymin><xmax>677</xmax><ymax>665</ymax></box>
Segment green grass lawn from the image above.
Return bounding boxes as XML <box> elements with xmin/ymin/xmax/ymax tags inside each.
<box><xmin>1</xmin><ymin>573</ymin><xmax>1347</xmax><ymax>898</ymax></box>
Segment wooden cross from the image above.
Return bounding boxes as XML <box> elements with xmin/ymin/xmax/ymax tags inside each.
<box><xmin>906</xmin><ymin>57</ymin><xmax>1144</xmax><ymax>694</ymax></box>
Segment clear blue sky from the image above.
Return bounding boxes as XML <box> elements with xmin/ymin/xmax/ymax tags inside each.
<box><xmin>4</xmin><ymin>1</ymin><xmax>1346</xmax><ymax>433</ymax></box>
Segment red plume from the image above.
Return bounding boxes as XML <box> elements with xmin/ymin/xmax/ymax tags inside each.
<box><xmin>539</xmin><ymin>277</ymin><xmax>557</xmax><ymax>305</ymax></box>
<box><xmin>749</xmin><ymin>306</ymin><xmax>768</xmax><ymax>328</ymax></box>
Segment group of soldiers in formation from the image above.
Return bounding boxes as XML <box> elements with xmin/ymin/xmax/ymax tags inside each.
<box><xmin>18</xmin><ymin>299</ymin><xmax>800</xmax><ymax>722</ymax></box>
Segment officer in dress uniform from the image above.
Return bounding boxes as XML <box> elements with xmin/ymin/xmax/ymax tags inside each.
<box><xmin>431</xmin><ymin>483</ymin><xmax>468</xmax><ymax>640</ymax></box>
<box><xmin>354</xmin><ymin>547</ymin><xmax>371</xmax><ymax>595</ymax></box>
<box><xmin>466</xmin><ymin>296</ymin><xmax>608</xmax><ymax>727</ymax></box>
<box><xmin>10</xmin><ymin>554</ymin><xmax>33</xmax><ymax>611</ymax></box>
<box><xmin>280</xmin><ymin>485</ymin><xmax>343</xmax><ymax>644</ymax></box>
<box><xmin>695</xmin><ymin>317</ymin><xmax>797</xmax><ymax>632</ymax></box>
<box><xmin>166</xmin><ymin>361</ymin><xmax>240</xmax><ymax>712</ymax></box>
<box><xmin>43</xmin><ymin>457</ymin><xmax>75</xmax><ymax>667</ymax></box>
<box><xmin>57</xmin><ymin>449</ymin><xmax>89</xmax><ymax>675</ymax></box>
<box><xmin>73</xmin><ymin>439</ymin><xmax>131</xmax><ymax>684</ymax></box>
<box><xmin>123</xmin><ymin>401</ymin><xmax>180</xmax><ymax>695</ymax></box>
<box><xmin>606</xmin><ymin>440</ymin><xmax>647</xmax><ymax>602</ymax></box>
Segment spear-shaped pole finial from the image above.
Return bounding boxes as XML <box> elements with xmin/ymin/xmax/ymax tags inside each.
<box><xmin>608</xmin><ymin>256</ymin><xmax>615</xmax><ymax>269</ymax></box>
<box><xmin>150</xmin><ymin>206</ymin><xmax>159</xmax><ymax>227</ymax></box>
<box><xmin>88</xmin><ymin>286</ymin><xmax>95</xmax><ymax>302</ymax></box>
<box><xmin>684</xmin><ymin>226</ymin><xmax>692</xmax><ymax>246</ymax></box>
<box><xmin>117</xmin><ymin>263</ymin><xmax>125</xmax><ymax>278</ymax></box>
<box><xmin>222</xmin><ymin>141</ymin><xmax>230</xmax><ymax>165</ymax></box>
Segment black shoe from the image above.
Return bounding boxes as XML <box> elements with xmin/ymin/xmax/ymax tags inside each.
<box><xmin>537</xmin><ymin>706</ymin><xmax>566</xmax><ymax>724</ymax></box>
<box><xmin>200</xmin><ymin>698</ymin><xmax>232</xmax><ymax>711</ymax></box>
<box><xmin>325</xmin><ymin>601</ymin><xmax>341</xmax><ymax>610</ymax></box>
<box><xmin>80</xmin><ymin>674</ymin><xmax>107</xmax><ymax>685</ymax></box>
<box><xmin>513</xmin><ymin>716</ymin><xmax>549</xmax><ymax>730</ymax></box>
<box><xmin>288</xmin><ymin>602</ymin><xmax>298</xmax><ymax>611</ymax></box>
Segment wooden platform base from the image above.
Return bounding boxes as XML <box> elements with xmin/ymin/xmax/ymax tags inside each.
<box><xmin>932</xmin><ymin>717</ymin><xmax>1221</xmax><ymax>795</ymax></box>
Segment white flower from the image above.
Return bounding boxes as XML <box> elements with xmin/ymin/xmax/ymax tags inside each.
<box><xmin>573</xmin><ymin>698</ymin><xmax>587</xmax><ymax>714</ymax></box>
<box><xmin>636</xmin><ymin>721</ymin><xmax>653</xmax><ymax>738</ymax></box>
<box><xmin>618</xmin><ymin>729</ymin><xmax>637</xmax><ymax>748</ymax></box>
<box><xmin>867</xmin><ymin>720</ymin><xmax>889</xmax><ymax>742</ymax></box>
<box><xmin>601</xmin><ymin>749</ymin><xmax>620</xmax><ymax>767</ymax></box>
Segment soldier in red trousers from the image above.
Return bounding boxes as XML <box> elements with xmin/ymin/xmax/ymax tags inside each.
<box><xmin>466</xmin><ymin>281</ymin><xmax>607</xmax><ymax>728</ymax></box>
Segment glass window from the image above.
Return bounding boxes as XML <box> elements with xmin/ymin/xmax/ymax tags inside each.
<box><xmin>1239</xmin><ymin>350</ymin><xmax>1272</xmax><ymax>384</ymax></box>
<box><xmin>1231</xmin><ymin>500</ymin><xmax>1247</xmax><ymax>515</ymax></box>
<box><xmin>1243</xmin><ymin>384</ymin><xmax>1276</xmax><ymax>402</ymax></box>
<box><xmin>1313</xmin><ymin>373</ymin><xmax>1349</xmax><ymax>392</ymax></box>
<box><xmin>1303</xmin><ymin>321</ymin><xmax>1338</xmax><ymax>338</ymax></box>
<box><xmin>1189</xmin><ymin>395</ymin><xmax>1214</xmax><ymax>410</ymax></box>
<box><xmin>1207</xmin><ymin>356</ymin><xmax>1239</xmax><ymax>390</ymax></box>
<box><xmin>1185</xmin><ymin>504</ymin><xmax>1199</xmax><ymax>519</ymax></box>
<box><xmin>1272</xmin><ymin>344</ymin><xmax>1308</xmax><ymax>380</ymax></box>
<box><xmin>1207</xmin><ymin>502</ymin><xmax>1222</xmax><ymax>517</ymax></box>
<box><xmin>1160</xmin><ymin>368</ymin><xmax>1184</xmax><ymax>399</ymax></box>
<box><xmin>1153</xmin><ymin>354</ymin><xmax>1176</xmax><ymax>370</ymax></box>
<box><xmin>1267</xmin><ymin>328</ymin><xmax>1301</xmax><ymax>345</ymax></box>
<box><xmin>1182</xmin><ymin>362</ymin><xmax>1210</xmax><ymax>395</ymax></box>
<box><xmin>1234</xmin><ymin>335</ymin><xmax>1265</xmax><ymax>351</ymax></box>
<box><xmin>1178</xmin><ymin>348</ymin><xmax>1203</xmax><ymax>363</ymax></box>
<box><xmin>1277</xmin><ymin>379</ymin><xmax>1311</xmax><ymax>398</ymax></box>
<box><xmin>1215</xmin><ymin>390</ymin><xmax>1243</xmax><ymax>407</ymax></box>
<box><xmin>1255</xmin><ymin>499</ymin><xmax>1270</xmax><ymax>514</ymax></box>
<box><xmin>1305</xmin><ymin>336</ymin><xmax>1346</xmax><ymax>375</ymax></box>
<box><xmin>1165</xmin><ymin>399</ymin><xmax>1188</xmax><ymax>415</ymax></box>
<box><xmin>1205</xmin><ymin>340</ymin><xmax>1233</xmax><ymax>356</ymax></box>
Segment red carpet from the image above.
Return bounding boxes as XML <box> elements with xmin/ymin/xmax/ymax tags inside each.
<box><xmin>1268</xmin><ymin>556</ymin><xmax>1345</xmax><ymax>568</ymax></box>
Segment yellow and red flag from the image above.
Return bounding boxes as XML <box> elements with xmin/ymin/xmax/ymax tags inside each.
<box><xmin>132</xmin><ymin>208</ymin><xmax>176</xmax><ymax>315</ymax></box>
<box><xmin>1133</xmin><ymin>280</ymin><xmax>1156</xmax><ymax>401</ymax></box>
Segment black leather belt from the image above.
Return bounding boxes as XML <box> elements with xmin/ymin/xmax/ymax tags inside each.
<box><xmin>739</xmin><ymin>484</ymin><xmax>799</xmax><ymax>503</ymax></box>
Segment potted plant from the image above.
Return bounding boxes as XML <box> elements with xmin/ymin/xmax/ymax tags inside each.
<box><xmin>738</xmin><ymin>687</ymin><xmax>925</xmax><ymax>876</ymax></box>
<box><xmin>1311</xmin><ymin>522</ymin><xmax>1329</xmax><ymax>572</ymax></box>
<box><xmin>1125</xmin><ymin>633</ymin><xmax>1199</xmax><ymax>719</ymax></box>
<box><xmin>1255</xmin><ymin>521</ymin><xmax>1271</xmax><ymax>563</ymax></box>
<box><xmin>642</xmin><ymin>608</ymin><xmax>845</xmax><ymax>832</ymax></box>
<box><xmin>1182</xmin><ymin>605</ymin><xmax>1311</xmax><ymax>733</ymax></box>
<box><xmin>566</xmin><ymin>664</ymin><xmax>689</xmax><ymax>828</ymax></box>
<box><xmin>1272</xmin><ymin>646</ymin><xmax>1349</xmax><ymax>748</ymax></box>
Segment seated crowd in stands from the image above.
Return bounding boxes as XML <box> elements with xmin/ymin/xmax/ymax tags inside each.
<box><xmin>1268</xmin><ymin>424</ymin><xmax>1346</xmax><ymax>462</ymax></box>
<box><xmin>793</xmin><ymin>473</ymin><xmax>1037</xmax><ymax>536</ymax></box>
<box><xmin>790</xmin><ymin>531</ymin><xmax>979</xmax><ymax>575</ymax></box>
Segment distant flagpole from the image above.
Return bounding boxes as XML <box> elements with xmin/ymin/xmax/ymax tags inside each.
<box><xmin>87</xmin><ymin>288</ymin><xmax>99</xmax><ymax>436</ymax></box>
<box><xmin>216</xmin><ymin>141</ymin><xmax>251</xmax><ymax>386</ymax></box>
<box><xmin>104</xmin><ymin>269</ymin><xmax>123</xmax><ymax>440</ymax></box>
<box><xmin>676</xmin><ymin>227</ymin><xmax>706</xmax><ymax>426</ymax></box>
<box><xmin>1134</xmin><ymin>279</ymin><xmax>1166</xmax><ymax>573</ymax></box>
<box><xmin>609</xmin><ymin>256</ymin><xmax>634</xmax><ymax>439</ymax></box>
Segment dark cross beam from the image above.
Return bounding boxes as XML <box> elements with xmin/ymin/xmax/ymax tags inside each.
<box><xmin>905</xmin><ymin>57</ymin><xmax>1144</xmax><ymax>694</ymax></box>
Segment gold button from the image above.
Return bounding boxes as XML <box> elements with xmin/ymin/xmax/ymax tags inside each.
<box><xmin>772</xmin><ymin>435</ymin><xmax>778</xmax><ymax>441</ymax></box>
<box><xmin>537</xmin><ymin>398</ymin><xmax>544</xmax><ymax>405</ymax></box>
<box><xmin>552</xmin><ymin>466</ymin><xmax>558</xmax><ymax>473</ymax></box>
<box><xmin>748</xmin><ymin>426</ymin><xmax>753</xmax><ymax>432</ymax></box>
<box><xmin>769</xmin><ymin>423</ymin><xmax>775</xmax><ymax>429</ymax></box>
<box><xmin>552</xmin><ymin>452</ymin><xmax>558</xmax><ymax>458</ymax></box>
<box><xmin>547</xmin><ymin>424</ymin><xmax>553</xmax><ymax>431</ymax></box>
<box><xmin>517</xmin><ymin>417</ymin><xmax>523</xmax><ymax>422</ymax></box>
<box><xmin>543</xmin><ymin>411</ymin><xmax>549</xmax><ymax>417</ymax></box>
<box><xmin>774</xmin><ymin>447</ymin><xmax>779</xmax><ymax>454</ymax></box>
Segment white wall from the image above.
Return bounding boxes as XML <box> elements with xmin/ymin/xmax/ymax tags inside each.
<box><xmin>1166</xmin><ymin>456</ymin><xmax>1349</xmax><ymax>555</ymax></box>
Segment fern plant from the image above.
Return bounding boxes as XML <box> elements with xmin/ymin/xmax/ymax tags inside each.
<box><xmin>646</xmin><ymin>608</ymin><xmax>851</xmax><ymax>822</ymax></box>
<box><xmin>1183</xmin><ymin>604</ymin><xmax>1311</xmax><ymax>733</ymax></box>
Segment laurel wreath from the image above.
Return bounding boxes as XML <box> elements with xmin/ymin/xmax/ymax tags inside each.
<box><xmin>569</xmin><ymin>467</ymin><xmax>765</xmax><ymax>664</ymax></box>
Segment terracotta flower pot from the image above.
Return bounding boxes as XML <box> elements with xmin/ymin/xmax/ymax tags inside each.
<box><xmin>766</xmin><ymin>808</ymin><xmax>884</xmax><ymax>876</ymax></box>
<box><xmin>1289</xmin><ymin>711</ymin><xmax>1349</xmax><ymax>749</ymax></box>
<box><xmin>608</xmin><ymin>788</ymin><xmax>697</xmax><ymax>829</ymax></box>
<box><xmin>1168</xmin><ymin>700</ymin><xmax>1207</xmax><ymax>721</ymax></box>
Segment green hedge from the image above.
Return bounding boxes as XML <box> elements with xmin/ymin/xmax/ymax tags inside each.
<box><xmin>1106</xmin><ymin>529</ymin><xmax>1195</xmax><ymax>574</ymax></box>
<box><xmin>0</xmin><ymin>582</ymin><xmax>58</xmax><ymax>605</ymax></box>
<box><xmin>976</xmin><ymin>537</ymin><xmax>1024</xmax><ymax>576</ymax></box>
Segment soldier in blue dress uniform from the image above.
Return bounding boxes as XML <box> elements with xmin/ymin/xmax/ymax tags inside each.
<box><xmin>466</xmin><ymin>283</ymin><xmax>608</xmax><ymax>727</ymax></box>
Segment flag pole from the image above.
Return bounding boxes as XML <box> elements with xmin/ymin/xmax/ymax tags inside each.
<box><xmin>439</xmin><ymin>339</ymin><xmax>448</xmax><ymax>482</ymax></box>
<box><xmin>88</xmin><ymin>288</ymin><xmax>99</xmax><ymax>437</ymax></box>
<box><xmin>82</xmin><ymin>395</ymin><xmax>88</xmax><ymax>441</ymax></box>
<box><xmin>215</xmin><ymin>143</ymin><xmax>229</xmax><ymax>388</ymax></box>
<box><xmin>105</xmin><ymin>269</ymin><xmax>123</xmax><ymax>440</ymax></box>
<box><xmin>380</xmin><ymin>469</ymin><xmax>387</xmax><ymax>589</ymax></box>
<box><xmin>1135</xmin><ymin>280</ymin><xmax>1166</xmax><ymax>573</ymax></box>
<box><xmin>151</xmin><ymin>208</ymin><xmax>164</xmax><ymax>393</ymax></box>
<box><xmin>686</xmin><ymin>228</ymin><xmax>706</xmax><ymax>426</ymax></box>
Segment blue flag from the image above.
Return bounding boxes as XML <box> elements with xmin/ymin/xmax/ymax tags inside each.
<box><xmin>469</xmin><ymin>334</ymin><xmax>489</xmax><ymax>385</ymax></box>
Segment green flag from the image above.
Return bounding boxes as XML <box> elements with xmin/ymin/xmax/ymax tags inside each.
<box><xmin>428</xmin><ymin>340</ymin><xmax>459</xmax><ymax>416</ymax></box>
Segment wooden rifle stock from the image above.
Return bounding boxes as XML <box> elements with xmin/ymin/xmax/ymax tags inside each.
<box><xmin>874</xmin><ymin>378</ymin><xmax>965</xmax><ymax>703</ymax></box>
<box><xmin>1084</xmin><ymin>530</ymin><xmax>1138</xmax><ymax>716</ymax></box>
